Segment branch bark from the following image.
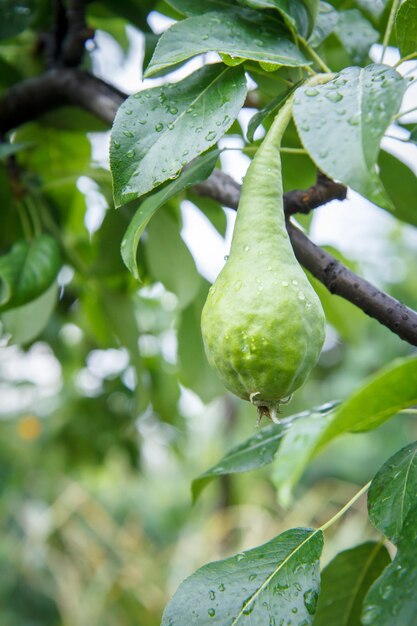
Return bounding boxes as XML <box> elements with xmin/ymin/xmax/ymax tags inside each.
<box><xmin>1</xmin><ymin>69</ymin><xmax>417</xmax><ymax>345</ymax></box>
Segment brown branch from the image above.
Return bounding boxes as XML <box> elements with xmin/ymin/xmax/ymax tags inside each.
<box><xmin>1</xmin><ymin>70</ymin><xmax>417</xmax><ymax>345</ymax></box>
<box><xmin>0</xmin><ymin>69</ymin><xmax>123</xmax><ymax>133</ymax></box>
<box><xmin>61</xmin><ymin>0</ymin><xmax>92</xmax><ymax>67</ymax></box>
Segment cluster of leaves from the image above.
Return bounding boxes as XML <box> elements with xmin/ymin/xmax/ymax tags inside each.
<box><xmin>1</xmin><ymin>0</ymin><xmax>417</xmax><ymax>624</ymax></box>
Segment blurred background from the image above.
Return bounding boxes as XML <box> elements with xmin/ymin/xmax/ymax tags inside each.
<box><xmin>1</xmin><ymin>4</ymin><xmax>417</xmax><ymax>626</ymax></box>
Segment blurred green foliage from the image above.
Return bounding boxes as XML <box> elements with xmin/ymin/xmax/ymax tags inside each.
<box><xmin>0</xmin><ymin>0</ymin><xmax>417</xmax><ymax>623</ymax></box>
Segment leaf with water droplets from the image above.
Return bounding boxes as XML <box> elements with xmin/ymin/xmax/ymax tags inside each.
<box><xmin>293</xmin><ymin>64</ymin><xmax>406</xmax><ymax>208</ymax></box>
<box><xmin>314</xmin><ymin>542</ymin><xmax>390</xmax><ymax>626</ymax></box>
<box><xmin>192</xmin><ymin>402</ymin><xmax>338</xmax><ymax>502</ymax></box>
<box><xmin>368</xmin><ymin>441</ymin><xmax>417</xmax><ymax>544</ymax></box>
<box><xmin>362</xmin><ymin>502</ymin><xmax>417</xmax><ymax>626</ymax></box>
<box><xmin>145</xmin><ymin>7</ymin><xmax>310</xmax><ymax>77</ymax></box>
<box><xmin>161</xmin><ymin>527</ymin><xmax>323</xmax><ymax>625</ymax></box>
<box><xmin>121</xmin><ymin>150</ymin><xmax>220</xmax><ymax>280</ymax></box>
<box><xmin>110</xmin><ymin>64</ymin><xmax>246</xmax><ymax>206</ymax></box>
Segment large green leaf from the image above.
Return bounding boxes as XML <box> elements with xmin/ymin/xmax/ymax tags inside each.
<box><xmin>379</xmin><ymin>150</ymin><xmax>417</xmax><ymax>227</ymax></box>
<box><xmin>315</xmin><ymin>355</ymin><xmax>417</xmax><ymax>448</ymax></box>
<box><xmin>293</xmin><ymin>64</ymin><xmax>406</xmax><ymax>207</ymax></box>
<box><xmin>0</xmin><ymin>281</ymin><xmax>58</xmax><ymax>345</ymax></box>
<box><xmin>361</xmin><ymin>503</ymin><xmax>417</xmax><ymax>626</ymax></box>
<box><xmin>314</xmin><ymin>542</ymin><xmax>391</xmax><ymax>626</ymax></box>
<box><xmin>110</xmin><ymin>64</ymin><xmax>246</xmax><ymax>206</ymax></box>
<box><xmin>144</xmin><ymin>209</ymin><xmax>200</xmax><ymax>309</ymax></box>
<box><xmin>368</xmin><ymin>441</ymin><xmax>417</xmax><ymax>545</ymax></box>
<box><xmin>396</xmin><ymin>0</ymin><xmax>417</xmax><ymax>57</ymax></box>
<box><xmin>121</xmin><ymin>150</ymin><xmax>219</xmax><ymax>280</ymax></box>
<box><xmin>0</xmin><ymin>236</ymin><xmax>60</xmax><ymax>311</ymax></box>
<box><xmin>162</xmin><ymin>528</ymin><xmax>323</xmax><ymax>625</ymax></box>
<box><xmin>334</xmin><ymin>10</ymin><xmax>379</xmax><ymax>64</ymax></box>
<box><xmin>145</xmin><ymin>8</ymin><xmax>310</xmax><ymax>77</ymax></box>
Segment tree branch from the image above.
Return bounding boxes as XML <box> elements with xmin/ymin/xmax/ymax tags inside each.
<box><xmin>1</xmin><ymin>70</ymin><xmax>417</xmax><ymax>345</ymax></box>
<box><xmin>0</xmin><ymin>69</ymin><xmax>123</xmax><ymax>133</ymax></box>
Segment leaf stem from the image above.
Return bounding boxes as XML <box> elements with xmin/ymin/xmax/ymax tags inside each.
<box><xmin>393</xmin><ymin>105</ymin><xmax>417</xmax><ymax>120</ymax></box>
<box><xmin>384</xmin><ymin>134</ymin><xmax>411</xmax><ymax>143</ymax></box>
<box><xmin>319</xmin><ymin>481</ymin><xmax>371</xmax><ymax>533</ymax></box>
<box><xmin>394</xmin><ymin>52</ymin><xmax>417</xmax><ymax>67</ymax></box>
<box><xmin>16</xmin><ymin>200</ymin><xmax>33</xmax><ymax>240</ymax></box>
<box><xmin>298</xmin><ymin>36</ymin><xmax>332</xmax><ymax>73</ymax></box>
<box><xmin>380</xmin><ymin>0</ymin><xmax>401</xmax><ymax>63</ymax></box>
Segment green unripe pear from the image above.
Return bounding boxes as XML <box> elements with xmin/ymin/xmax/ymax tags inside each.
<box><xmin>201</xmin><ymin>96</ymin><xmax>325</xmax><ymax>422</ymax></box>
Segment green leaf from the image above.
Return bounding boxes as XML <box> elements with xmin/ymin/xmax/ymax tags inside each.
<box><xmin>334</xmin><ymin>10</ymin><xmax>379</xmax><ymax>64</ymax></box>
<box><xmin>0</xmin><ymin>0</ymin><xmax>32</xmax><ymax>39</ymax></box>
<box><xmin>272</xmin><ymin>402</ymin><xmax>338</xmax><ymax>505</ymax></box>
<box><xmin>144</xmin><ymin>209</ymin><xmax>200</xmax><ymax>309</ymax></box>
<box><xmin>315</xmin><ymin>355</ymin><xmax>417</xmax><ymax>449</ymax></box>
<box><xmin>361</xmin><ymin>503</ymin><xmax>417</xmax><ymax>626</ymax></box>
<box><xmin>110</xmin><ymin>64</ymin><xmax>247</xmax><ymax>206</ymax></box>
<box><xmin>0</xmin><ymin>142</ymin><xmax>32</xmax><ymax>160</ymax></box>
<box><xmin>247</xmin><ymin>86</ymin><xmax>296</xmax><ymax>143</ymax></box>
<box><xmin>0</xmin><ymin>281</ymin><xmax>58</xmax><ymax>345</ymax></box>
<box><xmin>314</xmin><ymin>542</ymin><xmax>391</xmax><ymax>626</ymax></box>
<box><xmin>379</xmin><ymin>150</ymin><xmax>417</xmax><ymax>228</ymax></box>
<box><xmin>0</xmin><ymin>235</ymin><xmax>60</xmax><ymax>311</ymax></box>
<box><xmin>14</xmin><ymin>126</ymin><xmax>91</xmax><ymax>183</ymax></box>
<box><xmin>121</xmin><ymin>150</ymin><xmax>219</xmax><ymax>280</ymax></box>
<box><xmin>308</xmin><ymin>2</ymin><xmax>339</xmax><ymax>48</ymax></box>
<box><xmin>368</xmin><ymin>441</ymin><xmax>417</xmax><ymax>545</ymax></box>
<box><xmin>177</xmin><ymin>282</ymin><xmax>223</xmax><ymax>405</ymax></box>
<box><xmin>166</xmin><ymin>0</ymin><xmax>234</xmax><ymax>16</ymax></box>
<box><xmin>396</xmin><ymin>0</ymin><xmax>417</xmax><ymax>57</ymax></box>
<box><xmin>162</xmin><ymin>527</ymin><xmax>323</xmax><ymax>625</ymax></box>
<box><xmin>192</xmin><ymin>420</ymin><xmax>287</xmax><ymax>501</ymax></box>
<box><xmin>144</xmin><ymin>8</ymin><xmax>310</xmax><ymax>77</ymax></box>
<box><xmin>293</xmin><ymin>64</ymin><xmax>406</xmax><ymax>207</ymax></box>
<box><xmin>236</xmin><ymin>0</ymin><xmax>319</xmax><ymax>38</ymax></box>
<box><xmin>190</xmin><ymin>401</ymin><xmax>338</xmax><ymax>504</ymax></box>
